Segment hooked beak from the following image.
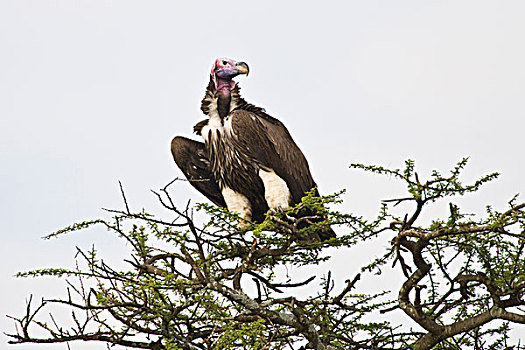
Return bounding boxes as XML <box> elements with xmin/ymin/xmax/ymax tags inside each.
<box><xmin>234</xmin><ymin>61</ymin><xmax>249</xmax><ymax>76</ymax></box>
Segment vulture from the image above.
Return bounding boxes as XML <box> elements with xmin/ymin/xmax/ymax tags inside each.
<box><xmin>171</xmin><ymin>58</ymin><xmax>335</xmax><ymax>241</ymax></box>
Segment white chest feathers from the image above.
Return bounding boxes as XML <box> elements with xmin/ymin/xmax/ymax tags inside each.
<box><xmin>258</xmin><ymin>169</ymin><xmax>292</xmax><ymax>211</ymax></box>
<box><xmin>200</xmin><ymin>114</ymin><xmax>234</xmax><ymax>144</ymax></box>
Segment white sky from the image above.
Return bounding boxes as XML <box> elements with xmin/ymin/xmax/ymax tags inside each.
<box><xmin>2</xmin><ymin>1</ymin><xmax>525</xmax><ymax>348</ymax></box>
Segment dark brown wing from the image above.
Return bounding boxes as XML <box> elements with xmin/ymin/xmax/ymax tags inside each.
<box><xmin>171</xmin><ymin>136</ymin><xmax>226</xmax><ymax>207</ymax></box>
<box><xmin>229</xmin><ymin>109</ymin><xmax>317</xmax><ymax>204</ymax></box>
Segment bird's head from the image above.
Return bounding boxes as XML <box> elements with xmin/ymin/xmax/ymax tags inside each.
<box><xmin>211</xmin><ymin>58</ymin><xmax>249</xmax><ymax>94</ymax></box>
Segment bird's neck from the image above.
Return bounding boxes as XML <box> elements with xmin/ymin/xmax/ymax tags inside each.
<box><xmin>217</xmin><ymin>90</ymin><xmax>231</xmax><ymax>119</ymax></box>
<box><xmin>201</xmin><ymin>78</ymin><xmax>243</xmax><ymax>121</ymax></box>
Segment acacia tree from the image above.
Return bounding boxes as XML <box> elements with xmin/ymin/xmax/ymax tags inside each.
<box><xmin>6</xmin><ymin>159</ymin><xmax>525</xmax><ymax>349</ymax></box>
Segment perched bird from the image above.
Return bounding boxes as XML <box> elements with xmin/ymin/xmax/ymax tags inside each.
<box><xmin>171</xmin><ymin>58</ymin><xmax>335</xmax><ymax>241</ymax></box>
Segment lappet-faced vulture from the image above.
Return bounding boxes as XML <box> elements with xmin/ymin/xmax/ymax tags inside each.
<box><xmin>171</xmin><ymin>58</ymin><xmax>335</xmax><ymax>241</ymax></box>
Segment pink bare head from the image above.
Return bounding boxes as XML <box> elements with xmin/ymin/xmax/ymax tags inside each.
<box><xmin>210</xmin><ymin>58</ymin><xmax>249</xmax><ymax>93</ymax></box>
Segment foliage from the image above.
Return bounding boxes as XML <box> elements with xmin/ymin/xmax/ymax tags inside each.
<box><xmin>7</xmin><ymin>159</ymin><xmax>525</xmax><ymax>349</ymax></box>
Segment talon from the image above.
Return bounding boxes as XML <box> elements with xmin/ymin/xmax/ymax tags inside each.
<box><xmin>268</xmin><ymin>206</ymin><xmax>285</xmax><ymax>216</ymax></box>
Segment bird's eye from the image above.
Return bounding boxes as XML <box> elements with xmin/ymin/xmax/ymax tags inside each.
<box><xmin>222</xmin><ymin>60</ymin><xmax>228</xmax><ymax>65</ymax></box>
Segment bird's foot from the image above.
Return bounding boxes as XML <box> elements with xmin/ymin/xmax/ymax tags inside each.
<box><xmin>268</xmin><ymin>206</ymin><xmax>286</xmax><ymax>217</ymax></box>
<box><xmin>267</xmin><ymin>208</ymin><xmax>279</xmax><ymax>216</ymax></box>
<box><xmin>268</xmin><ymin>206</ymin><xmax>296</xmax><ymax>223</ymax></box>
